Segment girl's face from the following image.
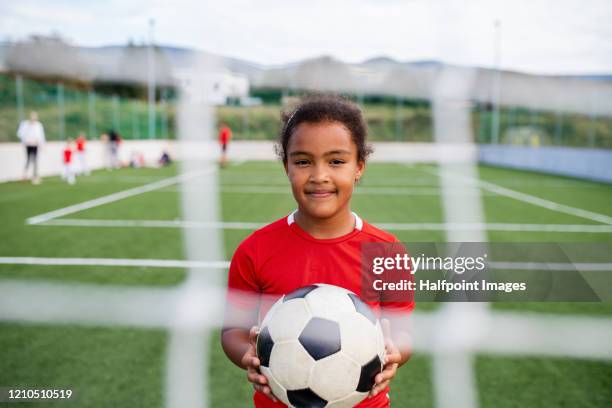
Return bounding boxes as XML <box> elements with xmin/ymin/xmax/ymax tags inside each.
<box><xmin>285</xmin><ymin>121</ymin><xmax>365</xmax><ymax>221</ymax></box>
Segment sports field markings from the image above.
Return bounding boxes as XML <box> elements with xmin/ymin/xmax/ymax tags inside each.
<box><xmin>36</xmin><ymin>218</ymin><xmax>612</xmax><ymax>233</ymax></box>
<box><xmin>25</xmin><ymin>168</ymin><xmax>211</xmax><ymax>225</ymax></box>
<box><xmin>374</xmin><ymin>222</ymin><xmax>612</xmax><ymax>233</ymax></box>
<box><xmin>39</xmin><ymin>219</ymin><xmax>263</xmax><ymax>229</ymax></box>
<box><xmin>0</xmin><ymin>257</ymin><xmax>230</xmax><ymax>269</ymax></box>
<box><xmin>421</xmin><ymin>167</ymin><xmax>612</xmax><ymax>225</ymax></box>
<box><xmin>1</xmin><ymin>257</ymin><xmax>610</xmax><ymax>272</ymax></box>
<box><xmin>487</xmin><ymin>261</ymin><xmax>612</xmax><ymax>271</ymax></box>
<box><xmin>80</xmin><ymin>175</ymin><xmax>173</xmax><ymax>183</ymax></box>
<box><xmin>155</xmin><ymin>185</ymin><xmax>496</xmax><ymax>196</ymax></box>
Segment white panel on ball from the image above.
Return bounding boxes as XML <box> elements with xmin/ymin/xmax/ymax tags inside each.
<box><xmin>375</xmin><ymin>320</ymin><xmax>386</xmax><ymax>363</ymax></box>
<box><xmin>305</xmin><ymin>285</ymin><xmax>356</xmax><ymax>322</ymax></box>
<box><xmin>338</xmin><ymin>313</ymin><xmax>379</xmax><ymax>366</ymax></box>
<box><xmin>260</xmin><ymin>366</ymin><xmax>289</xmax><ymax>404</ymax></box>
<box><xmin>309</xmin><ymin>353</ymin><xmax>361</xmax><ymax>402</ymax></box>
<box><xmin>269</xmin><ymin>341</ymin><xmax>314</xmax><ymax>390</ymax></box>
<box><xmin>266</xmin><ymin>298</ymin><xmax>312</xmax><ymax>342</ymax></box>
<box><xmin>326</xmin><ymin>390</ymin><xmax>370</xmax><ymax>408</ymax></box>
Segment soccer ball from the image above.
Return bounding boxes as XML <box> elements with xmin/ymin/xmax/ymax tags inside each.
<box><xmin>256</xmin><ymin>284</ymin><xmax>386</xmax><ymax>408</ymax></box>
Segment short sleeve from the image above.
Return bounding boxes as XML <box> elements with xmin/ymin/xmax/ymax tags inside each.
<box><xmin>380</xmin><ymin>239</ymin><xmax>415</xmax><ymax>313</ymax></box>
<box><xmin>223</xmin><ymin>238</ymin><xmax>261</xmax><ymax>330</ymax></box>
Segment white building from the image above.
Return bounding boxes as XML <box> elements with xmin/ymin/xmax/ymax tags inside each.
<box><xmin>174</xmin><ymin>68</ymin><xmax>249</xmax><ymax>105</ymax></box>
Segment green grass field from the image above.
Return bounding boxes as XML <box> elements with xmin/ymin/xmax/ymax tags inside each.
<box><xmin>1</xmin><ymin>161</ymin><xmax>611</xmax><ymax>407</ymax></box>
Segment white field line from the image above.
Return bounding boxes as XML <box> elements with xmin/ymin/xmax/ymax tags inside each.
<box><xmin>39</xmin><ymin>219</ymin><xmax>265</xmax><ymax>229</ymax></box>
<box><xmin>374</xmin><ymin>222</ymin><xmax>612</xmax><ymax>233</ymax></box>
<box><xmin>487</xmin><ymin>261</ymin><xmax>612</xmax><ymax>271</ymax></box>
<box><xmin>0</xmin><ymin>257</ymin><xmax>230</xmax><ymax>269</ymax></box>
<box><xmin>421</xmin><ymin>167</ymin><xmax>612</xmax><ymax>225</ymax></box>
<box><xmin>154</xmin><ymin>185</ymin><xmax>496</xmax><ymax>197</ymax></box>
<box><xmin>80</xmin><ymin>173</ymin><xmax>604</xmax><ymax>189</ymax></box>
<box><xmin>1</xmin><ymin>256</ymin><xmax>610</xmax><ymax>272</ymax></box>
<box><xmin>81</xmin><ymin>175</ymin><xmax>173</xmax><ymax>183</ymax></box>
<box><xmin>1</xmin><ymin>279</ymin><xmax>611</xmax><ymax>360</ymax></box>
<box><xmin>25</xmin><ymin>169</ymin><xmax>209</xmax><ymax>225</ymax></box>
<box><xmin>37</xmin><ymin>218</ymin><xmax>612</xmax><ymax>233</ymax></box>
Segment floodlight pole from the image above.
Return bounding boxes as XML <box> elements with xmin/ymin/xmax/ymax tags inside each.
<box><xmin>148</xmin><ymin>18</ymin><xmax>156</xmax><ymax>139</ymax></box>
<box><xmin>491</xmin><ymin>19</ymin><xmax>502</xmax><ymax>144</ymax></box>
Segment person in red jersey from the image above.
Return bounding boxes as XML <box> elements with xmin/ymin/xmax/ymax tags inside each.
<box><xmin>75</xmin><ymin>131</ymin><xmax>90</xmax><ymax>176</ymax></box>
<box><xmin>218</xmin><ymin>122</ymin><xmax>232</xmax><ymax>167</ymax></box>
<box><xmin>222</xmin><ymin>95</ymin><xmax>413</xmax><ymax>408</ymax></box>
<box><xmin>62</xmin><ymin>138</ymin><xmax>76</xmax><ymax>185</ymax></box>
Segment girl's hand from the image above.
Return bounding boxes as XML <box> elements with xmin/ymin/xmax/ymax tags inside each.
<box><xmin>370</xmin><ymin>319</ymin><xmax>401</xmax><ymax>398</ymax></box>
<box><xmin>241</xmin><ymin>326</ymin><xmax>278</xmax><ymax>403</ymax></box>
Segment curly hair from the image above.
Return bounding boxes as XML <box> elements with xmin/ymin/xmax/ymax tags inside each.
<box><xmin>277</xmin><ymin>94</ymin><xmax>373</xmax><ymax>164</ymax></box>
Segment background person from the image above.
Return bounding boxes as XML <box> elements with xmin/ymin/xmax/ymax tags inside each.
<box><xmin>218</xmin><ymin>122</ymin><xmax>232</xmax><ymax>167</ymax></box>
<box><xmin>108</xmin><ymin>129</ymin><xmax>122</xmax><ymax>169</ymax></box>
<box><xmin>17</xmin><ymin>111</ymin><xmax>46</xmax><ymax>184</ymax></box>
<box><xmin>61</xmin><ymin>138</ymin><xmax>76</xmax><ymax>185</ymax></box>
<box><xmin>75</xmin><ymin>131</ymin><xmax>90</xmax><ymax>175</ymax></box>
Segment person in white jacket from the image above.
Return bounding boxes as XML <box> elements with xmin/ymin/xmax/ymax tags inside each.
<box><xmin>17</xmin><ymin>111</ymin><xmax>46</xmax><ymax>184</ymax></box>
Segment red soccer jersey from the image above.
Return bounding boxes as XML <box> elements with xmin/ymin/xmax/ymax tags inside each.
<box><xmin>226</xmin><ymin>211</ymin><xmax>414</xmax><ymax>408</ymax></box>
<box><xmin>63</xmin><ymin>148</ymin><xmax>72</xmax><ymax>164</ymax></box>
<box><xmin>219</xmin><ymin>126</ymin><xmax>232</xmax><ymax>145</ymax></box>
<box><xmin>76</xmin><ymin>136</ymin><xmax>86</xmax><ymax>152</ymax></box>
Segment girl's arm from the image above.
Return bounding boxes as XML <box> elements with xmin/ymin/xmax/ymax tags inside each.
<box><xmin>221</xmin><ymin>327</ymin><xmax>252</xmax><ymax>368</ymax></box>
<box><xmin>221</xmin><ymin>326</ymin><xmax>278</xmax><ymax>402</ymax></box>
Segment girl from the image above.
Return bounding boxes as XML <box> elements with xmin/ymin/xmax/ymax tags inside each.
<box><xmin>222</xmin><ymin>95</ymin><xmax>413</xmax><ymax>407</ymax></box>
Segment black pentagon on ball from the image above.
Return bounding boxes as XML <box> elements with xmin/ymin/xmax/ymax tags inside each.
<box><xmin>298</xmin><ymin>317</ymin><xmax>341</xmax><ymax>360</ymax></box>
<box><xmin>357</xmin><ymin>355</ymin><xmax>383</xmax><ymax>392</ymax></box>
<box><xmin>284</xmin><ymin>284</ymin><xmax>319</xmax><ymax>302</ymax></box>
<box><xmin>256</xmin><ymin>326</ymin><xmax>274</xmax><ymax>367</ymax></box>
<box><xmin>287</xmin><ymin>388</ymin><xmax>327</xmax><ymax>408</ymax></box>
<box><xmin>347</xmin><ymin>293</ymin><xmax>377</xmax><ymax>324</ymax></box>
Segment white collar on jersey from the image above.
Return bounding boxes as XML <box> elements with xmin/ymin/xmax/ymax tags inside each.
<box><xmin>287</xmin><ymin>210</ymin><xmax>363</xmax><ymax>231</ymax></box>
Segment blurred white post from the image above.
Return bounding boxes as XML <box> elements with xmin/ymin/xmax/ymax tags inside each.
<box><xmin>431</xmin><ymin>2</ymin><xmax>489</xmax><ymax>408</ymax></box>
<box><xmin>57</xmin><ymin>82</ymin><xmax>65</xmax><ymax>140</ymax></box>
<box><xmin>491</xmin><ymin>19</ymin><xmax>502</xmax><ymax>144</ymax></box>
<box><xmin>88</xmin><ymin>90</ymin><xmax>96</xmax><ymax>139</ymax></box>
<box><xmin>16</xmin><ymin>75</ymin><xmax>25</xmax><ymax>123</ymax></box>
<box><xmin>148</xmin><ymin>18</ymin><xmax>156</xmax><ymax>139</ymax></box>
<box><xmin>165</xmin><ymin>57</ymin><xmax>225</xmax><ymax>408</ymax></box>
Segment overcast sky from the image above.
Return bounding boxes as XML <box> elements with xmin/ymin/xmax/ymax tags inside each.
<box><xmin>1</xmin><ymin>0</ymin><xmax>611</xmax><ymax>75</ymax></box>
